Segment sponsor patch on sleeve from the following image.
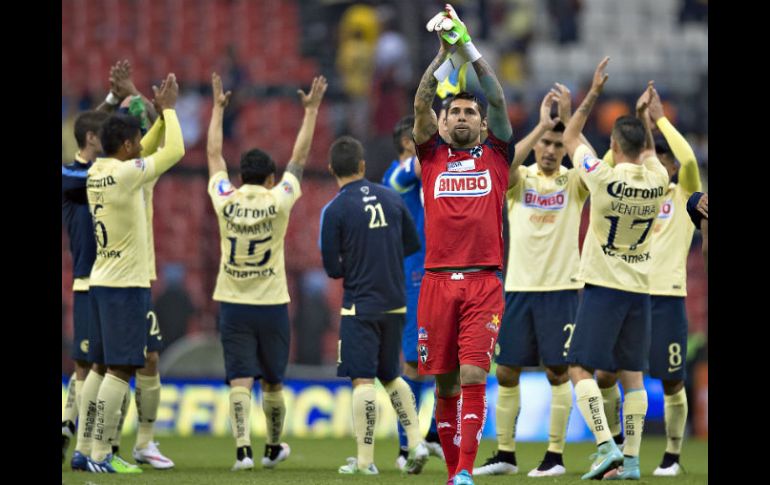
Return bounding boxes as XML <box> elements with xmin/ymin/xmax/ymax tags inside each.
<box><xmin>282</xmin><ymin>181</ymin><xmax>294</xmax><ymax>194</ymax></box>
<box><xmin>217</xmin><ymin>178</ymin><xmax>235</xmax><ymax>196</ymax></box>
<box><xmin>582</xmin><ymin>153</ymin><xmax>600</xmax><ymax>173</ymax></box>
<box><xmin>134</xmin><ymin>158</ymin><xmax>146</xmax><ymax>171</ymax></box>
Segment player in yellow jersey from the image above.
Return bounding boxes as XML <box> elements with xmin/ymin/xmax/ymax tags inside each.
<box><xmin>562</xmin><ymin>59</ymin><xmax>669</xmax><ymax>480</ymax></box>
<box><xmin>475</xmin><ymin>86</ymin><xmax>589</xmax><ymax>477</ymax></box>
<box><xmin>594</xmin><ymin>86</ymin><xmax>702</xmax><ymax>476</ymax></box>
<box><xmin>206</xmin><ymin>72</ymin><xmax>327</xmax><ymax>471</ymax></box>
<box><xmin>84</xmin><ymin>73</ymin><xmax>185</xmax><ymax>473</ymax></box>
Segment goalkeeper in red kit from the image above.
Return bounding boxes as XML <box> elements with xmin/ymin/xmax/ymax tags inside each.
<box><xmin>413</xmin><ymin>5</ymin><xmax>516</xmax><ymax>485</ymax></box>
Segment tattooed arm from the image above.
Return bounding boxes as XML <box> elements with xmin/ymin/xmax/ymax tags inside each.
<box><xmin>564</xmin><ymin>57</ymin><xmax>610</xmax><ymax>158</ymax></box>
<box><xmin>472</xmin><ymin>57</ymin><xmax>512</xmax><ymax>141</ymax></box>
<box><xmin>413</xmin><ymin>36</ymin><xmax>450</xmax><ymax>145</ymax></box>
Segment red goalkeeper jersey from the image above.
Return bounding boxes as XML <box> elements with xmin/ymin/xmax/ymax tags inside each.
<box><xmin>416</xmin><ymin>130</ymin><xmax>514</xmax><ymax>270</ymax></box>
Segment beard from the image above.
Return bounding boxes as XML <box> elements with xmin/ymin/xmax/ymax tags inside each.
<box><xmin>451</xmin><ymin>127</ymin><xmax>476</xmax><ymax>146</ymax></box>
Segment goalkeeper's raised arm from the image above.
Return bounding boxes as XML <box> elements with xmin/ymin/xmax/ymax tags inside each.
<box><xmin>412</xmin><ymin>35</ymin><xmax>451</xmax><ymax>145</ymax></box>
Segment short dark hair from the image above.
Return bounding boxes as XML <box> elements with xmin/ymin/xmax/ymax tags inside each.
<box><xmin>329</xmin><ymin>136</ymin><xmax>364</xmax><ymax>178</ymax></box>
<box><xmin>240</xmin><ymin>148</ymin><xmax>276</xmax><ymax>185</ymax></box>
<box><xmin>392</xmin><ymin>115</ymin><xmax>415</xmax><ymax>154</ymax></box>
<box><xmin>74</xmin><ymin>111</ymin><xmax>110</xmax><ymax>148</ymax></box>
<box><xmin>611</xmin><ymin>116</ymin><xmax>646</xmax><ymax>159</ymax></box>
<box><xmin>100</xmin><ymin>114</ymin><xmax>142</xmax><ymax>156</ymax></box>
<box><xmin>655</xmin><ymin>138</ymin><xmax>672</xmax><ymax>157</ymax></box>
<box><xmin>447</xmin><ymin>91</ymin><xmax>486</xmax><ymax>119</ymax></box>
<box><xmin>550</xmin><ymin>115</ymin><xmax>565</xmax><ymax>133</ymax></box>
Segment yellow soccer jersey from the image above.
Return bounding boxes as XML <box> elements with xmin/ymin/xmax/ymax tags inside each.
<box><xmin>574</xmin><ymin>144</ymin><xmax>669</xmax><ymax>293</ymax></box>
<box><xmin>209</xmin><ymin>170</ymin><xmax>302</xmax><ymax>305</ymax></box>
<box><xmin>505</xmin><ymin>164</ymin><xmax>589</xmax><ymax>291</ymax></box>
<box><xmin>87</xmin><ymin>111</ymin><xmax>184</xmax><ymax>287</ymax></box>
<box><xmin>144</xmin><ymin>181</ymin><xmax>158</xmax><ymax>282</ymax></box>
<box><xmin>649</xmin><ymin>184</ymin><xmax>696</xmax><ymax>296</ymax></box>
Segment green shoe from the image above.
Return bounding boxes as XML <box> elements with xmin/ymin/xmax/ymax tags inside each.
<box><xmin>581</xmin><ymin>441</ymin><xmax>623</xmax><ymax>480</ymax></box>
<box><xmin>603</xmin><ymin>456</ymin><xmax>641</xmax><ymax>480</ymax></box>
<box><xmin>110</xmin><ymin>454</ymin><xmax>143</xmax><ymax>474</ymax></box>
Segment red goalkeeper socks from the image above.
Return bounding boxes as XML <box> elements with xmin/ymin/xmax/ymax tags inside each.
<box><xmin>435</xmin><ymin>393</ymin><xmax>461</xmax><ymax>479</ymax></box>
<box><xmin>455</xmin><ymin>383</ymin><xmax>487</xmax><ymax>475</ymax></box>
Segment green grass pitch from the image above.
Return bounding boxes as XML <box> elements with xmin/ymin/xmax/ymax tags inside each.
<box><xmin>63</xmin><ymin>435</ymin><xmax>707</xmax><ymax>484</ymax></box>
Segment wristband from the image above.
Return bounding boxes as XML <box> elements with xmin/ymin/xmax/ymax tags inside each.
<box><xmin>457</xmin><ymin>40</ymin><xmax>482</xmax><ymax>63</ymax></box>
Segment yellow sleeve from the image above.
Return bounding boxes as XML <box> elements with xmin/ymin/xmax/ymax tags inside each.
<box><xmin>642</xmin><ymin>155</ymin><xmax>669</xmax><ymax>184</ymax></box>
<box><xmin>656</xmin><ymin>117</ymin><xmax>701</xmax><ymax>194</ymax></box>
<box><xmin>144</xmin><ymin>109</ymin><xmax>185</xmax><ymax>177</ymax></box>
<box><xmin>140</xmin><ymin>118</ymin><xmax>165</xmax><ymax>157</ymax></box>
<box><xmin>602</xmin><ymin>149</ymin><xmax>615</xmax><ymax>167</ymax></box>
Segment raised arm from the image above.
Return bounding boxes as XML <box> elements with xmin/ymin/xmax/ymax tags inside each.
<box><xmin>636</xmin><ymin>82</ymin><xmax>655</xmax><ymax>158</ymax></box>
<box><xmin>207</xmin><ymin>72</ymin><xmax>232</xmax><ymax>178</ymax></box>
<box><xmin>472</xmin><ymin>58</ymin><xmax>512</xmax><ymax>141</ymax></box>
<box><xmin>509</xmin><ymin>90</ymin><xmax>558</xmax><ymax>188</ymax></box>
<box><xmin>413</xmin><ymin>42</ymin><xmax>450</xmax><ymax>145</ymax></box>
<box><xmin>146</xmin><ymin>73</ymin><xmax>184</xmax><ymax>177</ymax></box>
<box><xmin>648</xmin><ymin>86</ymin><xmax>701</xmax><ymax>193</ymax></box>
<box><xmin>286</xmin><ymin>76</ymin><xmax>328</xmax><ymax>182</ymax></box>
<box><xmin>564</xmin><ymin>57</ymin><xmax>609</xmax><ymax>158</ymax></box>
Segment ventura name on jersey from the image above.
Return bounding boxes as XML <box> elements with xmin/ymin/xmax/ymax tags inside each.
<box><xmin>523</xmin><ymin>189</ymin><xmax>567</xmax><ymax>210</ymax></box>
<box><xmin>434</xmin><ymin>170</ymin><xmax>492</xmax><ymax>198</ymax></box>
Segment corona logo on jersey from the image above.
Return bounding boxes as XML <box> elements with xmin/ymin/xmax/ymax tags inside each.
<box><xmin>657</xmin><ymin>198</ymin><xmax>674</xmax><ymax>219</ymax></box>
<box><xmin>523</xmin><ymin>189</ymin><xmax>567</xmax><ymax>210</ymax></box>
<box><xmin>607</xmin><ymin>181</ymin><xmax>665</xmax><ymax>201</ymax></box>
<box><xmin>434</xmin><ymin>170</ymin><xmax>492</xmax><ymax>198</ymax></box>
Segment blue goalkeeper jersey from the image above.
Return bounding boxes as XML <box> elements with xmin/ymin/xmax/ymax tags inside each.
<box><xmin>382</xmin><ymin>156</ymin><xmax>425</xmax><ymax>292</ymax></box>
<box><xmin>62</xmin><ymin>156</ymin><xmax>96</xmax><ymax>284</ymax></box>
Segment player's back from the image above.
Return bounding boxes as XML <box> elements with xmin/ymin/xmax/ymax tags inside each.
<box><xmin>209</xmin><ymin>171</ymin><xmax>301</xmax><ymax>305</ymax></box>
<box><xmin>575</xmin><ymin>145</ymin><xmax>668</xmax><ymax>293</ymax></box>
<box><xmin>87</xmin><ymin>157</ymin><xmax>153</xmax><ymax>288</ymax></box>
<box><xmin>320</xmin><ymin>179</ymin><xmax>419</xmax><ymax>315</ymax></box>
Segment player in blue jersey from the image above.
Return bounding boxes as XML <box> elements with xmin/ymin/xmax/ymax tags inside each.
<box><xmin>62</xmin><ymin>110</ymin><xmax>110</xmax><ymax>463</ymax></box>
<box><xmin>687</xmin><ymin>192</ymin><xmax>708</xmax><ymax>273</ymax></box>
<box><xmin>320</xmin><ymin>136</ymin><xmax>429</xmax><ymax>475</ymax></box>
<box><xmin>382</xmin><ymin>115</ymin><xmax>444</xmax><ymax>469</ymax></box>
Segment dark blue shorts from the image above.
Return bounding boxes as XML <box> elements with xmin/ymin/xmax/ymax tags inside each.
<box><xmin>566</xmin><ymin>284</ymin><xmax>651</xmax><ymax>372</ymax></box>
<box><xmin>338</xmin><ymin>313</ymin><xmax>404</xmax><ymax>381</ymax></box>
<box><xmin>219</xmin><ymin>302</ymin><xmax>290</xmax><ymax>384</ymax></box>
<box><xmin>145</xmin><ymin>291</ymin><xmax>164</xmax><ymax>354</ymax></box>
<box><xmin>88</xmin><ymin>286</ymin><xmax>151</xmax><ymax>367</ymax></box>
<box><xmin>649</xmin><ymin>296</ymin><xmax>688</xmax><ymax>381</ymax></box>
<box><xmin>72</xmin><ymin>291</ymin><xmax>91</xmax><ymax>362</ymax></box>
<box><xmin>497</xmin><ymin>290</ymin><xmax>579</xmax><ymax>367</ymax></box>
<box><xmin>402</xmin><ymin>288</ymin><xmax>421</xmax><ymax>363</ymax></box>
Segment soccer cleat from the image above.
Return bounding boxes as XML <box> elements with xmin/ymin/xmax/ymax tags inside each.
<box><xmin>232</xmin><ymin>456</ymin><xmax>254</xmax><ymax>471</ymax></box>
<box><xmin>528</xmin><ymin>451</ymin><xmax>566</xmax><ymax>477</ymax></box>
<box><xmin>338</xmin><ymin>457</ymin><xmax>379</xmax><ymax>475</ymax></box>
<box><xmin>528</xmin><ymin>464</ymin><xmax>566</xmax><ymax>477</ymax></box>
<box><xmin>653</xmin><ymin>461</ymin><xmax>682</xmax><ymax>476</ymax></box>
<box><xmin>133</xmin><ymin>441</ymin><xmax>175</xmax><ymax>469</ymax></box>
<box><xmin>581</xmin><ymin>441</ymin><xmax>623</xmax><ymax>480</ymax></box>
<box><xmin>86</xmin><ymin>454</ymin><xmax>116</xmax><ymax>473</ymax></box>
<box><xmin>395</xmin><ymin>454</ymin><xmax>408</xmax><ymax>471</ymax></box>
<box><xmin>404</xmin><ymin>441</ymin><xmax>429</xmax><ymax>474</ymax></box>
<box><xmin>473</xmin><ymin>451</ymin><xmax>518</xmax><ymax>475</ymax></box>
<box><xmin>262</xmin><ymin>442</ymin><xmax>291</xmax><ymax>468</ymax></box>
<box><xmin>604</xmin><ymin>456</ymin><xmax>641</xmax><ymax>480</ymax></box>
<box><xmin>426</xmin><ymin>440</ymin><xmax>446</xmax><ymax>460</ymax></box>
<box><xmin>70</xmin><ymin>450</ymin><xmax>88</xmax><ymax>471</ymax></box>
<box><xmin>110</xmin><ymin>454</ymin><xmax>143</xmax><ymax>474</ymax></box>
<box><xmin>453</xmin><ymin>469</ymin><xmax>475</xmax><ymax>485</ymax></box>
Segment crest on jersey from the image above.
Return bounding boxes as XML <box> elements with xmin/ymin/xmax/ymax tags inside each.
<box><xmin>582</xmin><ymin>153</ymin><xmax>600</xmax><ymax>173</ymax></box>
<box><xmin>470</xmin><ymin>145</ymin><xmax>484</xmax><ymax>158</ymax></box>
<box><xmin>485</xmin><ymin>313</ymin><xmax>501</xmax><ymax>334</ymax></box>
<box><xmin>418</xmin><ymin>327</ymin><xmax>428</xmax><ymax>341</ymax></box>
<box><xmin>217</xmin><ymin>179</ymin><xmax>235</xmax><ymax>196</ymax></box>
<box><xmin>281</xmin><ymin>181</ymin><xmax>293</xmax><ymax>194</ymax></box>
<box><xmin>555</xmin><ymin>175</ymin><xmax>568</xmax><ymax>186</ymax></box>
<box><xmin>418</xmin><ymin>344</ymin><xmax>428</xmax><ymax>363</ymax></box>
<box><xmin>360</xmin><ymin>186</ymin><xmax>370</xmax><ymax>195</ymax></box>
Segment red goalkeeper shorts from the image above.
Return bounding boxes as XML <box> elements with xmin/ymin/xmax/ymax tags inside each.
<box><xmin>416</xmin><ymin>270</ymin><xmax>504</xmax><ymax>375</ymax></box>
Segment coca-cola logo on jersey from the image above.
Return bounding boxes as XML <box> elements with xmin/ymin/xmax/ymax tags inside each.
<box><xmin>434</xmin><ymin>170</ymin><xmax>492</xmax><ymax>198</ymax></box>
<box><xmin>657</xmin><ymin>198</ymin><xmax>674</xmax><ymax>219</ymax></box>
<box><xmin>523</xmin><ymin>189</ymin><xmax>566</xmax><ymax>210</ymax></box>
